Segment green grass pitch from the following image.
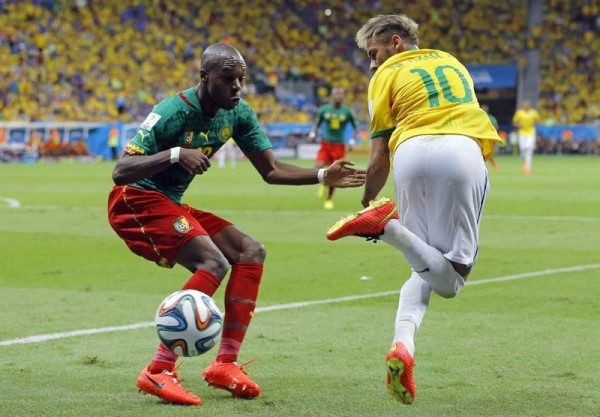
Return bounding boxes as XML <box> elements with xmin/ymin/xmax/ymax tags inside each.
<box><xmin>0</xmin><ymin>154</ymin><xmax>599</xmax><ymax>416</ymax></box>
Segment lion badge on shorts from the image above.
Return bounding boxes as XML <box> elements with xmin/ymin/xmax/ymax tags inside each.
<box><xmin>173</xmin><ymin>216</ymin><xmax>193</xmax><ymax>235</ymax></box>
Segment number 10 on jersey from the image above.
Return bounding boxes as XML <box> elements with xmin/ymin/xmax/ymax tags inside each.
<box><xmin>410</xmin><ymin>65</ymin><xmax>474</xmax><ymax>108</ymax></box>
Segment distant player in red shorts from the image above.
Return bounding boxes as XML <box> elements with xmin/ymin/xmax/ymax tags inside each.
<box><xmin>308</xmin><ymin>88</ymin><xmax>358</xmax><ymax>209</ymax></box>
<box><xmin>107</xmin><ymin>43</ymin><xmax>365</xmax><ymax>406</ymax></box>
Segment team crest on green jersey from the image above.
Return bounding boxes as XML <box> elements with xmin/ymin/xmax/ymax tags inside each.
<box><xmin>184</xmin><ymin>131</ymin><xmax>194</xmax><ymax>145</ymax></box>
<box><xmin>218</xmin><ymin>126</ymin><xmax>232</xmax><ymax>142</ymax></box>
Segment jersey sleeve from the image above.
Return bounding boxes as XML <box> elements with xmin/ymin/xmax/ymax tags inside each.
<box><xmin>124</xmin><ymin>105</ymin><xmax>182</xmax><ymax>156</ymax></box>
<box><xmin>368</xmin><ymin>70</ymin><xmax>396</xmax><ymax>139</ymax></box>
<box><xmin>232</xmin><ymin>101</ymin><xmax>272</xmax><ymax>154</ymax></box>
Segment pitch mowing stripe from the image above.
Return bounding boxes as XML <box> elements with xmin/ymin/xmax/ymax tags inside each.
<box><xmin>1</xmin><ymin>263</ymin><xmax>599</xmax><ymax>347</ymax></box>
<box><xmin>1</xmin><ymin>202</ymin><xmax>599</xmax><ymax>223</ymax></box>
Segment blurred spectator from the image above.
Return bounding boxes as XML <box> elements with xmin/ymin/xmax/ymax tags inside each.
<box><xmin>0</xmin><ymin>0</ymin><xmax>596</xmax><ymax>129</ymax></box>
<box><xmin>108</xmin><ymin>124</ymin><xmax>119</xmax><ymax>160</ymax></box>
<box><xmin>538</xmin><ymin>0</ymin><xmax>600</xmax><ymax>124</ymax></box>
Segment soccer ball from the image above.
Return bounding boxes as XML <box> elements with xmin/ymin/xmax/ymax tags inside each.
<box><xmin>155</xmin><ymin>290</ymin><xmax>223</xmax><ymax>357</ymax></box>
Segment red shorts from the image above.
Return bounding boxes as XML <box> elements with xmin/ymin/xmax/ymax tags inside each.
<box><xmin>316</xmin><ymin>141</ymin><xmax>346</xmax><ymax>165</ymax></box>
<box><xmin>107</xmin><ymin>185</ymin><xmax>232</xmax><ymax>268</ymax></box>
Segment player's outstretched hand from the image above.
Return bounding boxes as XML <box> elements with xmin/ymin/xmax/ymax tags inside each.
<box><xmin>324</xmin><ymin>160</ymin><xmax>366</xmax><ymax>188</ymax></box>
<box><xmin>179</xmin><ymin>148</ymin><xmax>212</xmax><ymax>175</ymax></box>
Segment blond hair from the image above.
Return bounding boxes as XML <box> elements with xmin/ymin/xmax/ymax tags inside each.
<box><xmin>355</xmin><ymin>14</ymin><xmax>419</xmax><ymax>50</ymax></box>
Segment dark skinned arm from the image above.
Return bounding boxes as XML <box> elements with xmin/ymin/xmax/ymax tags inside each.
<box><xmin>246</xmin><ymin>148</ymin><xmax>366</xmax><ymax>188</ymax></box>
<box><xmin>112</xmin><ymin>148</ymin><xmax>212</xmax><ymax>185</ymax></box>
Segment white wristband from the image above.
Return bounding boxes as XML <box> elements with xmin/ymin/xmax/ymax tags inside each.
<box><xmin>317</xmin><ymin>168</ymin><xmax>326</xmax><ymax>184</ymax></box>
<box><xmin>170</xmin><ymin>147</ymin><xmax>181</xmax><ymax>164</ymax></box>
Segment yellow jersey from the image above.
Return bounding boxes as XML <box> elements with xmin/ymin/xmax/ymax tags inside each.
<box><xmin>368</xmin><ymin>49</ymin><xmax>503</xmax><ymax>160</ymax></box>
<box><xmin>512</xmin><ymin>108</ymin><xmax>540</xmax><ymax>135</ymax></box>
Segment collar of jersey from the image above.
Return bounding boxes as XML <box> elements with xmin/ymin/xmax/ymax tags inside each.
<box><xmin>379</xmin><ymin>49</ymin><xmax>416</xmax><ymax>71</ymax></box>
<box><xmin>179</xmin><ymin>87</ymin><xmax>203</xmax><ymax>112</ymax></box>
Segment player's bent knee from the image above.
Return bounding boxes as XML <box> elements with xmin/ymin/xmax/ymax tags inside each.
<box><xmin>434</xmin><ymin>286</ymin><xmax>460</xmax><ymax>299</ymax></box>
<box><xmin>432</xmin><ymin>273</ymin><xmax>465</xmax><ymax>299</ymax></box>
<box><xmin>240</xmin><ymin>240</ymin><xmax>267</xmax><ymax>263</ymax></box>
<box><xmin>239</xmin><ymin>236</ymin><xmax>267</xmax><ymax>263</ymax></box>
<box><xmin>201</xmin><ymin>255</ymin><xmax>230</xmax><ymax>280</ymax></box>
<box><xmin>178</xmin><ymin>257</ymin><xmax>230</xmax><ymax>279</ymax></box>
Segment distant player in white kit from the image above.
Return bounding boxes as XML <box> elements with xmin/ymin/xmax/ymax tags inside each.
<box><xmin>216</xmin><ymin>138</ymin><xmax>239</xmax><ymax>169</ymax></box>
<box><xmin>326</xmin><ymin>14</ymin><xmax>503</xmax><ymax>405</ymax></box>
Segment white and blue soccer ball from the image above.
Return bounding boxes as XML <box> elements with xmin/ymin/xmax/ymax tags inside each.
<box><xmin>155</xmin><ymin>290</ymin><xmax>223</xmax><ymax>357</ymax></box>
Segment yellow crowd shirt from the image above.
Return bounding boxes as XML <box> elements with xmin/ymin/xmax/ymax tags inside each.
<box><xmin>512</xmin><ymin>108</ymin><xmax>540</xmax><ymax>135</ymax></box>
<box><xmin>368</xmin><ymin>49</ymin><xmax>503</xmax><ymax>160</ymax></box>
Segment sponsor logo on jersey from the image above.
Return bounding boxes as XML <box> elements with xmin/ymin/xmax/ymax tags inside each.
<box><xmin>218</xmin><ymin>126</ymin><xmax>232</xmax><ymax>143</ymax></box>
<box><xmin>199</xmin><ymin>131</ymin><xmax>209</xmax><ymax>142</ymax></box>
<box><xmin>140</xmin><ymin>112</ymin><xmax>162</xmax><ymax>130</ymax></box>
<box><xmin>173</xmin><ymin>216</ymin><xmax>193</xmax><ymax>235</ymax></box>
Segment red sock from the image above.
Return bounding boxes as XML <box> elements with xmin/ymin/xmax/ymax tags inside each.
<box><xmin>217</xmin><ymin>262</ymin><xmax>263</xmax><ymax>363</ymax></box>
<box><xmin>148</xmin><ymin>343</ymin><xmax>178</xmax><ymax>373</ymax></box>
<box><xmin>148</xmin><ymin>270</ymin><xmax>222</xmax><ymax>372</ymax></box>
<box><xmin>182</xmin><ymin>269</ymin><xmax>222</xmax><ymax>297</ymax></box>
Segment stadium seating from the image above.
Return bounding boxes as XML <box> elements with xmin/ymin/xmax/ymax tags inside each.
<box><xmin>538</xmin><ymin>0</ymin><xmax>599</xmax><ymax>124</ymax></box>
<box><xmin>0</xmin><ymin>0</ymin><xmax>597</xmax><ymax>127</ymax></box>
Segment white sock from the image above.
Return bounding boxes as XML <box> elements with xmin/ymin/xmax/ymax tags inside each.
<box><xmin>394</xmin><ymin>321</ymin><xmax>417</xmax><ymax>357</ymax></box>
<box><xmin>381</xmin><ymin>220</ymin><xmax>465</xmax><ymax>298</ymax></box>
<box><xmin>524</xmin><ymin>151</ymin><xmax>532</xmax><ymax>170</ymax></box>
<box><xmin>393</xmin><ymin>272</ymin><xmax>431</xmax><ymax>357</ymax></box>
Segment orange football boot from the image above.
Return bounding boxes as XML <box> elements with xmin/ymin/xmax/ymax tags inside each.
<box><xmin>326</xmin><ymin>197</ymin><xmax>398</xmax><ymax>241</ymax></box>
<box><xmin>203</xmin><ymin>360</ymin><xmax>260</xmax><ymax>398</ymax></box>
<box><xmin>385</xmin><ymin>342</ymin><xmax>416</xmax><ymax>405</ymax></box>
<box><xmin>136</xmin><ymin>366</ymin><xmax>202</xmax><ymax>406</ymax></box>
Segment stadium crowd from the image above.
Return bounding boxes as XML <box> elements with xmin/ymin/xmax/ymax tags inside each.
<box><xmin>538</xmin><ymin>0</ymin><xmax>599</xmax><ymax>125</ymax></box>
<box><xmin>0</xmin><ymin>0</ymin><xmax>598</xmax><ymax>128</ymax></box>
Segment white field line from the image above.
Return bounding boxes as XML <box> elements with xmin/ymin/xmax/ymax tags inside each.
<box><xmin>1</xmin><ymin>263</ymin><xmax>599</xmax><ymax>347</ymax></box>
<box><xmin>0</xmin><ymin>197</ymin><xmax>21</xmax><ymax>208</ymax></box>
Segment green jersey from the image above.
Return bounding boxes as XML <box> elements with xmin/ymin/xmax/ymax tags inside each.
<box><xmin>124</xmin><ymin>87</ymin><xmax>271</xmax><ymax>203</ymax></box>
<box><xmin>315</xmin><ymin>103</ymin><xmax>357</xmax><ymax>143</ymax></box>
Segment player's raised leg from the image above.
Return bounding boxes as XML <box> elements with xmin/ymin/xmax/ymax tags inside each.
<box><xmin>326</xmin><ymin>197</ymin><xmax>398</xmax><ymax>240</ymax></box>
